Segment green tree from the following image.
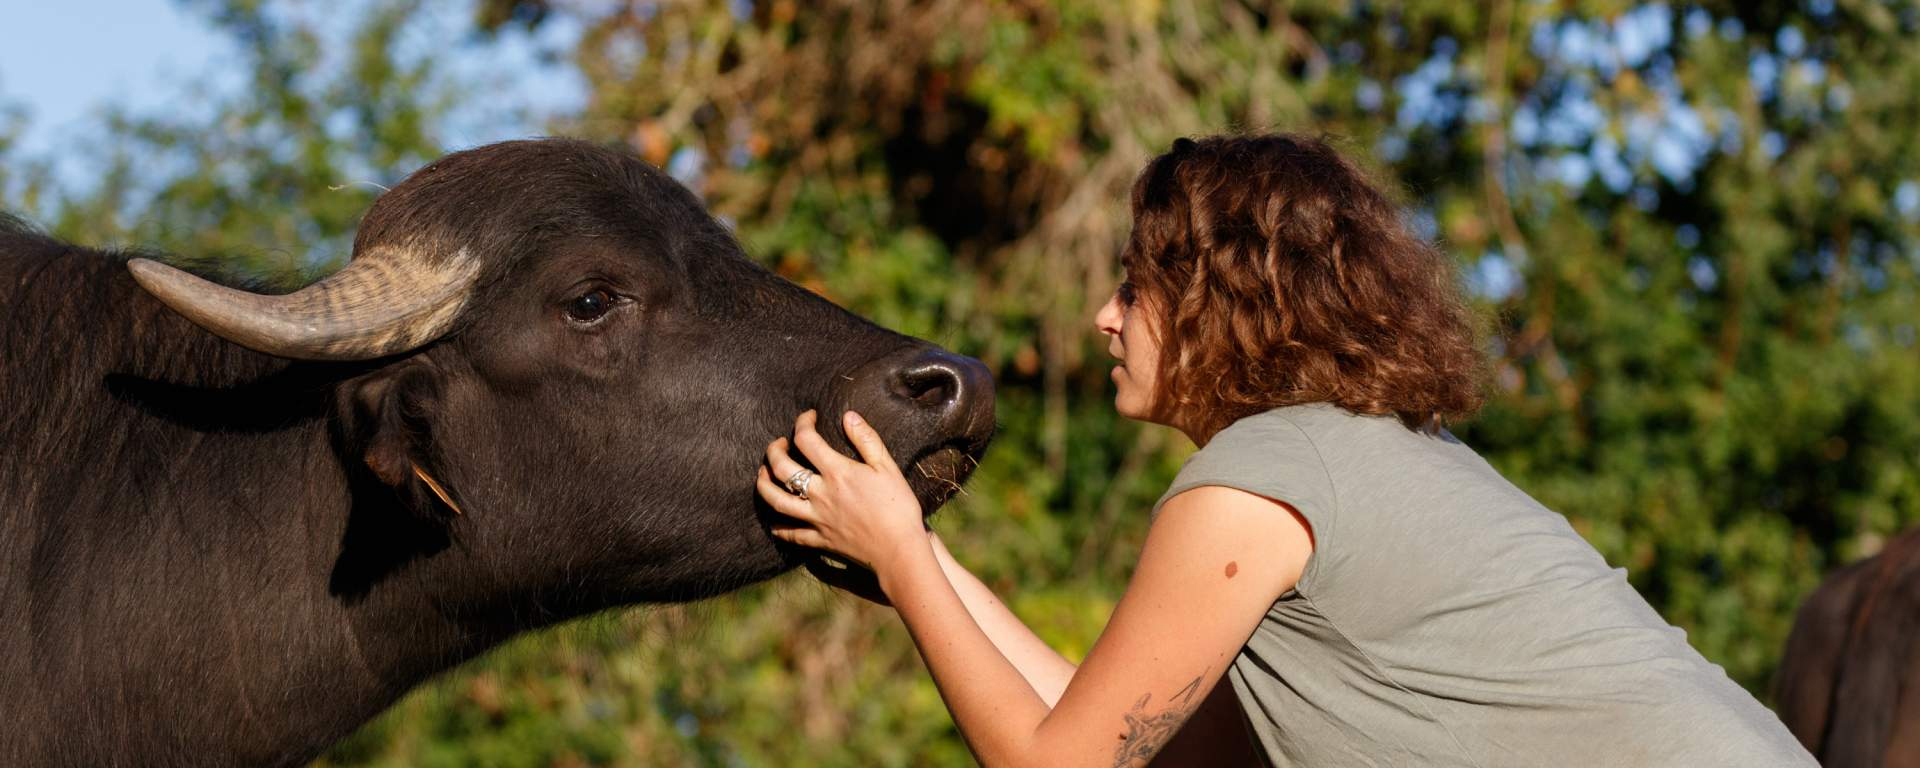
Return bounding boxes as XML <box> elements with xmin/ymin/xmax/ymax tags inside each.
<box><xmin>479</xmin><ymin>0</ymin><xmax>1920</xmax><ymax>699</ymax></box>
<box><xmin>461</xmin><ymin>1</ymin><xmax>1920</xmax><ymax>762</ymax></box>
<box><xmin>6</xmin><ymin>1</ymin><xmax>1917</xmax><ymax>765</ymax></box>
<box><xmin>18</xmin><ymin>0</ymin><xmax>452</xmax><ymax>288</ymax></box>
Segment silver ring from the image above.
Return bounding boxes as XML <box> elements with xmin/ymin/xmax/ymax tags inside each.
<box><xmin>785</xmin><ymin>468</ymin><xmax>815</xmax><ymax>500</ymax></box>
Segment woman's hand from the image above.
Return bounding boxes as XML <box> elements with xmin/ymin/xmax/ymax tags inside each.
<box><xmin>802</xmin><ymin>556</ymin><xmax>893</xmax><ymax>606</ymax></box>
<box><xmin>800</xmin><ymin>531</ymin><xmax>960</xmax><ymax>607</ymax></box>
<box><xmin>756</xmin><ymin>410</ymin><xmax>930</xmax><ymax>579</ymax></box>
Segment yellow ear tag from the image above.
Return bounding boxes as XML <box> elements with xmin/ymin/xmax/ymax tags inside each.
<box><xmin>411</xmin><ymin>465</ymin><xmax>464</xmax><ymax>516</ymax></box>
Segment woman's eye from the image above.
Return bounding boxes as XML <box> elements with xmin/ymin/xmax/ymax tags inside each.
<box><xmin>1117</xmin><ymin>281</ymin><xmax>1137</xmax><ymax>306</ymax></box>
<box><xmin>566</xmin><ymin>289</ymin><xmax>617</xmax><ymax>324</ymax></box>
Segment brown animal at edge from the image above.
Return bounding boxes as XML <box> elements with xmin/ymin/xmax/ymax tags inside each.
<box><xmin>1776</xmin><ymin>527</ymin><xmax>1920</xmax><ymax>767</ymax></box>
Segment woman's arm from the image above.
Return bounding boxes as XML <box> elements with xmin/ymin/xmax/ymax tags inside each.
<box><xmin>927</xmin><ymin>533</ymin><xmax>1261</xmax><ymax>764</ymax></box>
<box><xmin>879</xmin><ymin>487</ymin><xmax>1303</xmax><ymax>768</ymax></box>
<box><xmin>760</xmin><ymin>411</ymin><xmax>1310</xmax><ymax>768</ymax></box>
<box><xmin>928</xmin><ymin>532</ymin><xmax>1079</xmax><ymax>705</ymax></box>
<box><xmin>802</xmin><ymin>532</ymin><xmax>1079</xmax><ymax>704</ymax></box>
<box><xmin>1149</xmin><ymin>675</ymin><xmax>1264</xmax><ymax>767</ymax></box>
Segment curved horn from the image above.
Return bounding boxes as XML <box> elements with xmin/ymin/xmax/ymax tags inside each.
<box><xmin>127</xmin><ymin>246</ymin><xmax>483</xmax><ymax>361</ymax></box>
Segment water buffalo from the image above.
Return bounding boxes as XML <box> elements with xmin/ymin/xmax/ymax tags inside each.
<box><xmin>0</xmin><ymin>138</ymin><xmax>995</xmax><ymax>767</ymax></box>
<box><xmin>1775</xmin><ymin>528</ymin><xmax>1920</xmax><ymax>767</ymax></box>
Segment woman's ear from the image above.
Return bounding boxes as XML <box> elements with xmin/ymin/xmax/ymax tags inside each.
<box><xmin>338</xmin><ymin>360</ymin><xmax>465</xmax><ymax>523</ymax></box>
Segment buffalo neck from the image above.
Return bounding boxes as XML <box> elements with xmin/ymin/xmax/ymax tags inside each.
<box><xmin>1</xmin><ymin>249</ymin><xmax>522</xmax><ymax>766</ymax></box>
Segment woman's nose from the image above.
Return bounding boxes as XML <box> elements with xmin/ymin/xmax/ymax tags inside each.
<box><xmin>1093</xmin><ymin>295</ymin><xmax>1122</xmax><ymax>334</ymax></box>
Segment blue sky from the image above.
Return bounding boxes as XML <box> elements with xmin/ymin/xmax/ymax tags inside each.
<box><xmin>0</xmin><ymin>0</ymin><xmax>587</xmax><ymax>178</ymax></box>
<box><xmin>0</xmin><ymin>1</ymin><xmax>236</xmax><ymax>157</ymax></box>
<box><xmin>8</xmin><ymin>2</ymin><xmax>1910</xmax><ymax>229</ymax></box>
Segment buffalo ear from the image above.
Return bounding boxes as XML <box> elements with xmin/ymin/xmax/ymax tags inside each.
<box><xmin>339</xmin><ymin>361</ymin><xmax>464</xmax><ymax>523</ymax></box>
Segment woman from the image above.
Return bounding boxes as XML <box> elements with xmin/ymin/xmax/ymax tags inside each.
<box><xmin>755</xmin><ymin>134</ymin><xmax>1813</xmax><ymax>767</ymax></box>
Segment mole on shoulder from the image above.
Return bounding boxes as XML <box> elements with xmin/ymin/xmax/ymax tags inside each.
<box><xmin>1225</xmin><ymin>561</ymin><xmax>1239</xmax><ymax>579</ymax></box>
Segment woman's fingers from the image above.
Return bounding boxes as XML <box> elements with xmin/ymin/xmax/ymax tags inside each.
<box><xmin>765</xmin><ymin>437</ymin><xmax>809</xmax><ymax>485</ymax></box>
<box><xmin>770</xmin><ymin>524</ymin><xmax>830</xmax><ymax>551</ymax></box>
<box><xmin>842</xmin><ymin>410</ymin><xmax>897</xmax><ymax>470</ymax></box>
<box><xmin>756</xmin><ymin>466</ymin><xmax>818</xmax><ymax>522</ymax></box>
<box><xmin>791</xmin><ymin>410</ymin><xmax>852</xmax><ymax>471</ymax></box>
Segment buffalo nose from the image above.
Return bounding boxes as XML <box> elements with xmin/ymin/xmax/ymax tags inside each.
<box><xmin>888</xmin><ymin>349</ymin><xmax>992</xmax><ymax>432</ymax></box>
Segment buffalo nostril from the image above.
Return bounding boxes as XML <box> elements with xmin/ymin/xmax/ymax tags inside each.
<box><xmin>892</xmin><ymin>363</ymin><xmax>961</xmax><ymax>408</ymax></box>
<box><xmin>862</xmin><ymin>348</ymin><xmax>993</xmax><ymax>440</ymax></box>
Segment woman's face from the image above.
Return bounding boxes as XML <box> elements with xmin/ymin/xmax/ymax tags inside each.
<box><xmin>1094</xmin><ymin>279</ymin><xmax>1163</xmax><ymax>423</ymax></box>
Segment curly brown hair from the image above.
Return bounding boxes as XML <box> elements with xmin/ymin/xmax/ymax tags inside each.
<box><xmin>1120</xmin><ymin>133</ymin><xmax>1486</xmax><ymax>438</ymax></box>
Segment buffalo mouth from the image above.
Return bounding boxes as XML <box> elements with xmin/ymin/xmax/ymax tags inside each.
<box><xmin>758</xmin><ymin>437</ymin><xmax>988</xmax><ymax>539</ymax></box>
<box><xmin>902</xmin><ymin>442</ymin><xmax>985</xmax><ymax>514</ymax></box>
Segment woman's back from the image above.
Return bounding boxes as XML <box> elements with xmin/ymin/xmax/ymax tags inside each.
<box><xmin>1158</xmin><ymin>404</ymin><xmax>1814</xmax><ymax>767</ymax></box>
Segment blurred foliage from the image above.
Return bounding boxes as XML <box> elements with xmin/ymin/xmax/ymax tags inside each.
<box><xmin>4</xmin><ymin>0</ymin><xmax>1919</xmax><ymax>765</ymax></box>
<box><xmin>7</xmin><ymin>0</ymin><xmax>452</xmax><ymax>288</ymax></box>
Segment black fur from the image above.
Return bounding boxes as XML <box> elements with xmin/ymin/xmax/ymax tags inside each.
<box><xmin>0</xmin><ymin>140</ymin><xmax>993</xmax><ymax>767</ymax></box>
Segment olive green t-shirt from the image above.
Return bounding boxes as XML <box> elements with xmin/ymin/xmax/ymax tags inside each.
<box><xmin>1154</xmin><ymin>404</ymin><xmax>1814</xmax><ymax>767</ymax></box>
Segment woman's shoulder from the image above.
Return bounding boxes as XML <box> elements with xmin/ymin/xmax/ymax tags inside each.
<box><xmin>1225</xmin><ymin>403</ymin><xmax>1482</xmax><ymax>470</ymax></box>
<box><xmin>1190</xmin><ymin>406</ymin><xmax>1340</xmax><ymax>478</ymax></box>
<box><xmin>1163</xmin><ymin>402</ymin><xmax>1504</xmax><ymax>529</ymax></box>
<box><xmin>1208</xmin><ymin>404</ymin><xmax>1326</xmax><ymax>448</ymax></box>
<box><xmin>1155</xmin><ymin>405</ymin><xmax>1342</xmax><ymax>521</ymax></box>
<box><xmin>1206</xmin><ymin>402</ymin><xmax>1424</xmax><ymax>459</ymax></box>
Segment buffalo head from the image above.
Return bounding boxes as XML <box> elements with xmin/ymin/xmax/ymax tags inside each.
<box><xmin>126</xmin><ymin>138</ymin><xmax>994</xmax><ymax>612</ymax></box>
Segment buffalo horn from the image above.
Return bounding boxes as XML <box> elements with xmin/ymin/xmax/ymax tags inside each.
<box><xmin>126</xmin><ymin>246</ymin><xmax>483</xmax><ymax>361</ymax></box>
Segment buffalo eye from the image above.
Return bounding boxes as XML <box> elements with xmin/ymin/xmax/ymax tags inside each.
<box><xmin>565</xmin><ymin>289</ymin><xmax>618</xmax><ymax>325</ymax></box>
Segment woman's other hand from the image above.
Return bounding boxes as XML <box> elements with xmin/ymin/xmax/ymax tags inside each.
<box><xmin>756</xmin><ymin>409</ymin><xmax>930</xmax><ymax>580</ymax></box>
<box><xmin>802</xmin><ymin>555</ymin><xmax>892</xmax><ymax>606</ymax></box>
<box><xmin>804</xmin><ymin>531</ymin><xmax>958</xmax><ymax>607</ymax></box>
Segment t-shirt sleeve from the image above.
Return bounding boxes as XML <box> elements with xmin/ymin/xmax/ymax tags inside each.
<box><xmin>1151</xmin><ymin>411</ymin><xmax>1338</xmax><ymax>589</ymax></box>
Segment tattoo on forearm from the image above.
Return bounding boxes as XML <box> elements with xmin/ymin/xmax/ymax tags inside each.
<box><xmin>1111</xmin><ymin>672</ymin><xmax>1208</xmax><ymax>768</ymax></box>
